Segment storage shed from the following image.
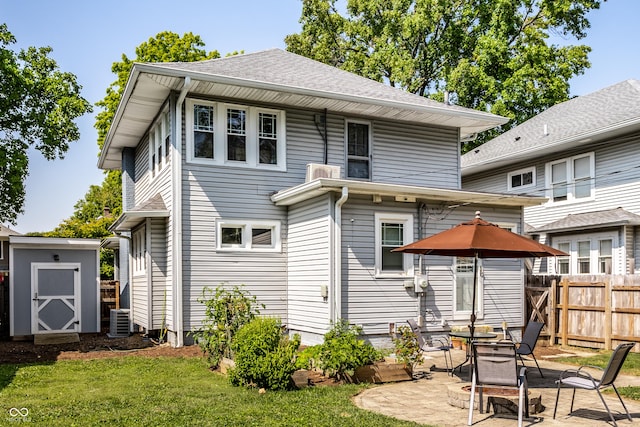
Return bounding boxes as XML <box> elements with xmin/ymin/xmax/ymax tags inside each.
<box><xmin>9</xmin><ymin>236</ymin><xmax>101</xmax><ymax>337</ymax></box>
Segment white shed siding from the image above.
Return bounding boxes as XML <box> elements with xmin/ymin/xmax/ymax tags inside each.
<box><xmin>287</xmin><ymin>196</ymin><xmax>332</xmax><ymax>335</ymax></box>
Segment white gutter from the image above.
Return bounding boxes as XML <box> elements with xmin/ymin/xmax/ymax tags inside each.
<box><xmin>332</xmin><ymin>187</ymin><xmax>349</xmax><ymax>323</ymax></box>
<box><xmin>174</xmin><ymin>77</ymin><xmax>193</xmax><ymax>347</ymax></box>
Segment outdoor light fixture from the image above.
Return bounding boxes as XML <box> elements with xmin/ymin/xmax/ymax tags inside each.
<box><xmin>53</xmin><ymin>254</ymin><xmax>60</xmax><ymax>262</ymax></box>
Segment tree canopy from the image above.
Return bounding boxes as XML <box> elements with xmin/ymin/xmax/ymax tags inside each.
<box><xmin>0</xmin><ymin>24</ymin><xmax>92</xmax><ymax>224</ymax></box>
<box><xmin>285</xmin><ymin>0</ymin><xmax>602</xmax><ymax>151</ymax></box>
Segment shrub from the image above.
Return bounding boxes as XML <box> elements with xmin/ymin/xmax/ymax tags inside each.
<box><xmin>318</xmin><ymin>319</ymin><xmax>381</xmax><ymax>381</ymax></box>
<box><xmin>393</xmin><ymin>325</ymin><xmax>423</xmax><ymax>374</ymax></box>
<box><xmin>228</xmin><ymin>317</ymin><xmax>301</xmax><ymax>391</ymax></box>
<box><xmin>295</xmin><ymin>345</ymin><xmax>321</xmax><ymax>370</ymax></box>
<box><xmin>189</xmin><ymin>285</ymin><xmax>264</xmax><ymax>368</ymax></box>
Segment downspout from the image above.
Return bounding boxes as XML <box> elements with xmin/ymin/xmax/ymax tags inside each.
<box><xmin>174</xmin><ymin>76</ymin><xmax>193</xmax><ymax>347</ymax></box>
<box><xmin>332</xmin><ymin>187</ymin><xmax>349</xmax><ymax>323</ymax></box>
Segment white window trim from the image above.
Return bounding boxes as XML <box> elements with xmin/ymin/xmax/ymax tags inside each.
<box><xmin>374</xmin><ymin>212</ymin><xmax>414</xmax><ymax>278</ymax></box>
<box><xmin>453</xmin><ymin>257</ymin><xmax>484</xmax><ymax>321</ymax></box>
<box><xmin>551</xmin><ymin>231</ymin><xmax>617</xmax><ymax>275</ymax></box>
<box><xmin>132</xmin><ymin>226</ymin><xmax>146</xmax><ymax>276</ymax></box>
<box><xmin>0</xmin><ymin>241</ymin><xmax>3</xmax><ymax>260</ymax></box>
<box><xmin>216</xmin><ymin>219</ymin><xmax>281</xmax><ymax>252</ymax></box>
<box><xmin>186</xmin><ymin>98</ymin><xmax>286</xmax><ymax>171</ymax></box>
<box><xmin>507</xmin><ymin>167</ymin><xmax>536</xmax><ymax>191</ymax></box>
<box><xmin>148</xmin><ymin>106</ymin><xmax>170</xmax><ymax>179</ymax></box>
<box><xmin>545</xmin><ymin>152</ymin><xmax>595</xmax><ymax>205</ymax></box>
<box><xmin>345</xmin><ymin>119</ymin><xmax>372</xmax><ymax>180</ymax></box>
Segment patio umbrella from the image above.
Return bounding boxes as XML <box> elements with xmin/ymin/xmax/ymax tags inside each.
<box><xmin>393</xmin><ymin>211</ymin><xmax>567</xmax><ymax>341</ymax></box>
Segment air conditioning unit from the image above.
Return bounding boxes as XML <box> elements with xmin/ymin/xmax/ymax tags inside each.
<box><xmin>108</xmin><ymin>309</ymin><xmax>130</xmax><ymax>338</ymax></box>
<box><xmin>306</xmin><ymin>163</ymin><xmax>341</xmax><ymax>181</ymax></box>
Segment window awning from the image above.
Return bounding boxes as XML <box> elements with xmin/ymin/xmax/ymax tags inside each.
<box><xmin>109</xmin><ymin>194</ymin><xmax>169</xmax><ymax>232</ymax></box>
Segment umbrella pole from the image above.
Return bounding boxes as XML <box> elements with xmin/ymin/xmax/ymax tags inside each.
<box><xmin>469</xmin><ymin>254</ymin><xmax>478</xmax><ymax>342</ymax></box>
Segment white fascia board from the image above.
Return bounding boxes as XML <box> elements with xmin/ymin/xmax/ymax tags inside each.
<box><xmin>270</xmin><ymin>178</ymin><xmax>546</xmax><ymax>207</ymax></box>
<box><xmin>9</xmin><ymin>236</ymin><xmax>101</xmax><ymax>250</ymax></box>
<box><xmin>109</xmin><ymin>210</ymin><xmax>170</xmax><ymax>232</ymax></box>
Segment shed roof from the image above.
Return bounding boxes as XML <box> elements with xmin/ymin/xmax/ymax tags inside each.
<box><xmin>462</xmin><ymin>79</ymin><xmax>640</xmax><ymax>175</ymax></box>
<box><xmin>99</xmin><ymin>49</ymin><xmax>508</xmax><ymax>169</ymax></box>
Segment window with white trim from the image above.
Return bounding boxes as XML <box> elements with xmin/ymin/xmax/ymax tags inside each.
<box><xmin>346</xmin><ymin>120</ymin><xmax>371</xmax><ymax>180</ymax></box>
<box><xmin>508</xmin><ymin>167</ymin><xmax>535</xmax><ymax>191</ymax></box>
<box><xmin>453</xmin><ymin>256</ymin><xmax>482</xmax><ymax>320</ymax></box>
<box><xmin>0</xmin><ymin>241</ymin><xmax>4</xmax><ymax>260</ymax></box>
<box><xmin>216</xmin><ymin>220</ymin><xmax>281</xmax><ymax>252</ymax></box>
<box><xmin>132</xmin><ymin>227</ymin><xmax>146</xmax><ymax>275</ymax></box>
<box><xmin>553</xmin><ymin>232</ymin><xmax>616</xmax><ymax>275</ymax></box>
<box><xmin>546</xmin><ymin>153</ymin><xmax>594</xmax><ymax>203</ymax></box>
<box><xmin>149</xmin><ymin>107</ymin><xmax>170</xmax><ymax>178</ymax></box>
<box><xmin>374</xmin><ymin>213</ymin><xmax>414</xmax><ymax>277</ymax></box>
<box><xmin>186</xmin><ymin>99</ymin><xmax>286</xmax><ymax>170</ymax></box>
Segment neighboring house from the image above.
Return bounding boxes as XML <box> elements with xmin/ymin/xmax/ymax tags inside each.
<box><xmin>0</xmin><ymin>225</ymin><xmax>20</xmax><ymax>338</ymax></box>
<box><xmin>462</xmin><ymin>79</ymin><xmax>640</xmax><ymax>276</ymax></box>
<box><xmin>98</xmin><ymin>49</ymin><xmax>546</xmax><ymax>347</ymax></box>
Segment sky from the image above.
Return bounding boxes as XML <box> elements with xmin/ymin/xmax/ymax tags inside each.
<box><xmin>2</xmin><ymin>0</ymin><xmax>638</xmax><ymax>234</ymax></box>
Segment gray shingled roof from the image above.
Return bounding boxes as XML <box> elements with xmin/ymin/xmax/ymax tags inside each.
<box><xmin>0</xmin><ymin>224</ymin><xmax>20</xmax><ymax>237</ymax></box>
<box><xmin>100</xmin><ymin>49</ymin><xmax>508</xmax><ymax>170</ymax></box>
<box><xmin>462</xmin><ymin>79</ymin><xmax>640</xmax><ymax>175</ymax></box>
<box><xmin>534</xmin><ymin>207</ymin><xmax>640</xmax><ymax>233</ymax></box>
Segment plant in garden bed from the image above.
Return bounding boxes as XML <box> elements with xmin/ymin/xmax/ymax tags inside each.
<box><xmin>317</xmin><ymin>319</ymin><xmax>382</xmax><ymax>382</ymax></box>
<box><xmin>228</xmin><ymin>316</ymin><xmax>300</xmax><ymax>391</ymax></box>
<box><xmin>189</xmin><ymin>284</ymin><xmax>264</xmax><ymax>368</ymax></box>
<box><xmin>393</xmin><ymin>325</ymin><xmax>422</xmax><ymax>375</ymax></box>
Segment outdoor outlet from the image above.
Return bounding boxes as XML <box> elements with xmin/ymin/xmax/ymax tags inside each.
<box><xmin>388</xmin><ymin>322</ymin><xmax>395</xmax><ymax>335</ymax></box>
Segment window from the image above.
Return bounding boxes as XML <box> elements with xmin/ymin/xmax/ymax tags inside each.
<box><xmin>148</xmin><ymin>107</ymin><xmax>171</xmax><ymax>177</ymax></box>
<box><xmin>552</xmin><ymin>232</ymin><xmax>616</xmax><ymax>275</ymax></box>
<box><xmin>546</xmin><ymin>153</ymin><xmax>594</xmax><ymax>203</ymax></box>
<box><xmin>557</xmin><ymin>242</ymin><xmax>570</xmax><ymax>274</ymax></box>
<box><xmin>0</xmin><ymin>241</ymin><xmax>4</xmax><ymax>260</ymax></box>
<box><xmin>508</xmin><ymin>167</ymin><xmax>535</xmax><ymax>191</ymax></box>
<box><xmin>187</xmin><ymin>99</ymin><xmax>286</xmax><ymax>170</ymax></box>
<box><xmin>216</xmin><ymin>220</ymin><xmax>281</xmax><ymax>252</ymax></box>
<box><xmin>132</xmin><ymin>227</ymin><xmax>146</xmax><ymax>275</ymax></box>
<box><xmin>454</xmin><ymin>257</ymin><xmax>482</xmax><ymax>320</ymax></box>
<box><xmin>599</xmin><ymin>239</ymin><xmax>613</xmax><ymax>274</ymax></box>
<box><xmin>346</xmin><ymin>120</ymin><xmax>371</xmax><ymax>180</ymax></box>
<box><xmin>374</xmin><ymin>213</ymin><xmax>414</xmax><ymax>277</ymax></box>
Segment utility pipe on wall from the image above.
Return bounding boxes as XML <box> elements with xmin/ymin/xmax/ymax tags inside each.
<box><xmin>332</xmin><ymin>187</ymin><xmax>349</xmax><ymax>323</ymax></box>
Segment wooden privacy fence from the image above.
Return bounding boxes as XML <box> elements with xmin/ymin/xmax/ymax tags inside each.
<box><xmin>542</xmin><ymin>275</ymin><xmax>640</xmax><ymax>351</ymax></box>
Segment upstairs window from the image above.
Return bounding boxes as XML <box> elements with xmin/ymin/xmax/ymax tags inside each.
<box><xmin>187</xmin><ymin>99</ymin><xmax>286</xmax><ymax>170</ymax></box>
<box><xmin>546</xmin><ymin>153</ymin><xmax>594</xmax><ymax>203</ymax></box>
<box><xmin>346</xmin><ymin>120</ymin><xmax>371</xmax><ymax>180</ymax></box>
<box><xmin>216</xmin><ymin>220</ymin><xmax>281</xmax><ymax>252</ymax></box>
<box><xmin>148</xmin><ymin>107</ymin><xmax>170</xmax><ymax>178</ymax></box>
<box><xmin>508</xmin><ymin>167</ymin><xmax>535</xmax><ymax>191</ymax></box>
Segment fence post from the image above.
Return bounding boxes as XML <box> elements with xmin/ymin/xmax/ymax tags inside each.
<box><xmin>604</xmin><ymin>278</ymin><xmax>612</xmax><ymax>350</ymax></box>
<box><xmin>549</xmin><ymin>279</ymin><xmax>557</xmax><ymax>346</ymax></box>
<box><xmin>561</xmin><ymin>278</ymin><xmax>569</xmax><ymax>347</ymax></box>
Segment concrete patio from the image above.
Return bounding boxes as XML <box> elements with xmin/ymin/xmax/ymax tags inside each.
<box><xmin>354</xmin><ymin>346</ymin><xmax>640</xmax><ymax>426</ymax></box>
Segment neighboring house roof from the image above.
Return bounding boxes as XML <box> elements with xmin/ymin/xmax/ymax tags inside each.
<box><xmin>109</xmin><ymin>194</ymin><xmax>169</xmax><ymax>232</ymax></box>
<box><xmin>271</xmin><ymin>178</ymin><xmax>546</xmax><ymax>207</ymax></box>
<box><xmin>533</xmin><ymin>207</ymin><xmax>640</xmax><ymax>233</ymax></box>
<box><xmin>99</xmin><ymin>48</ymin><xmax>508</xmax><ymax>170</ymax></box>
<box><xmin>0</xmin><ymin>224</ymin><xmax>21</xmax><ymax>238</ymax></box>
<box><xmin>461</xmin><ymin>79</ymin><xmax>640</xmax><ymax>175</ymax></box>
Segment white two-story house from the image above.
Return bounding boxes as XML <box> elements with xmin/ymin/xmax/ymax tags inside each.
<box><xmin>462</xmin><ymin>79</ymin><xmax>640</xmax><ymax>277</ymax></box>
<box><xmin>98</xmin><ymin>49</ymin><xmax>545</xmax><ymax>347</ymax></box>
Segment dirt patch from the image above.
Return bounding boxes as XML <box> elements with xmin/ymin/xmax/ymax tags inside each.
<box><xmin>0</xmin><ymin>334</ymin><xmax>201</xmax><ymax>364</ymax></box>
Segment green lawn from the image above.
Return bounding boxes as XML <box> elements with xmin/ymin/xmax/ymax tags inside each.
<box><xmin>554</xmin><ymin>348</ymin><xmax>640</xmax><ymax>400</ymax></box>
<box><xmin>0</xmin><ymin>356</ymin><xmax>422</xmax><ymax>426</ymax></box>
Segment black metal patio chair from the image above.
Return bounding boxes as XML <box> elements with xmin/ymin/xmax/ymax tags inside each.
<box><xmin>508</xmin><ymin>321</ymin><xmax>545</xmax><ymax>377</ymax></box>
<box><xmin>407</xmin><ymin>319</ymin><xmax>453</xmax><ymax>375</ymax></box>
<box><xmin>553</xmin><ymin>342</ymin><xmax>634</xmax><ymax>427</ymax></box>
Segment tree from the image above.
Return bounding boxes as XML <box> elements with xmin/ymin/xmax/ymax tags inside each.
<box><xmin>0</xmin><ymin>24</ymin><xmax>92</xmax><ymax>224</ymax></box>
<box><xmin>285</xmin><ymin>0</ymin><xmax>602</xmax><ymax>151</ymax></box>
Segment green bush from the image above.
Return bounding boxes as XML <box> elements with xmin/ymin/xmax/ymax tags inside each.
<box><xmin>295</xmin><ymin>345</ymin><xmax>321</xmax><ymax>370</ymax></box>
<box><xmin>393</xmin><ymin>325</ymin><xmax>422</xmax><ymax>374</ymax></box>
<box><xmin>189</xmin><ymin>285</ymin><xmax>264</xmax><ymax>368</ymax></box>
<box><xmin>318</xmin><ymin>319</ymin><xmax>381</xmax><ymax>381</ymax></box>
<box><xmin>228</xmin><ymin>317</ymin><xmax>301</xmax><ymax>391</ymax></box>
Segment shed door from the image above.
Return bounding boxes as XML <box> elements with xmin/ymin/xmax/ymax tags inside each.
<box><xmin>31</xmin><ymin>263</ymin><xmax>81</xmax><ymax>334</ymax></box>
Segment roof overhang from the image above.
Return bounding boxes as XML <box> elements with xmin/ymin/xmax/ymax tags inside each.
<box><xmin>535</xmin><ymin>208</ymin><xmax>640</xmax><ymax>234</ymax></box>
<box><xmin>463</xmin><ymin>117</ymin><xmax>640</xmax><ymax>176</ymax></box>
<box><xmin>100</xmin><ymin>236</ymin><xmax>121</xmax><ymax>250</ymax></box>
<box><xmin>271</xmin><ymin>178</ymin><xmax>547</xmax><ymax>208</ymax></box>
<box><xmin>109</xmin><ymin>209</ymin><xmax>170</xmax><ymax>232</ymax></box>
<box><xmin>9</xmin><ymin>236</ymin><xmax>101</xmax><ymax>250</ymax></box>
<box><xmin>99</xmin><ymin>62</ymin><xmax>508</xmax><ymax>170</ymax></box>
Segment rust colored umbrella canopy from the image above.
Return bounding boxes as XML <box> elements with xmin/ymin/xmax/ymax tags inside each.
<box><xmin>393</xmin><ymin>212</ymin><xmax>567</xmax><ymax>340</ymax></box>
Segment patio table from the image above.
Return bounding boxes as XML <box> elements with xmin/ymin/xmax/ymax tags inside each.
<box><xmin>449</xmin><ymin>330</ymin><xmax>498</xmax><ymax>378</ymax></box>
